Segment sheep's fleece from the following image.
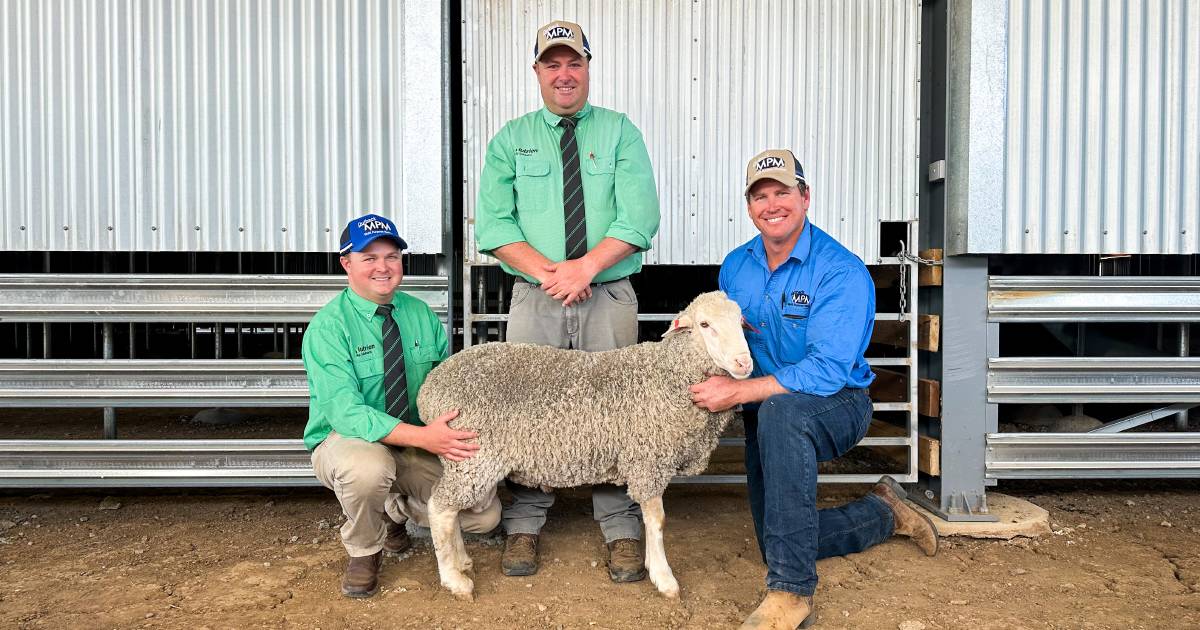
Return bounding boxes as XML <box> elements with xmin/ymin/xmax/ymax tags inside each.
<box><xmin>416</xmin><ymin>291</ymin><xmax>740</xmax><ymax>508</ymax></box>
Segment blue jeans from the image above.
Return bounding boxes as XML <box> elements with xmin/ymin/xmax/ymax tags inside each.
<box><xmin>744</xmin><ymin>387</ymin><xmax>894</xmax><ymax>596</ymax></box>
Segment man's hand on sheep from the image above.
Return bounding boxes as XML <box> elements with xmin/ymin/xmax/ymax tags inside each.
<box><xmin>541</xmin><ymin>259</ymin><xmax>596</xmax><ymax>306</ymax></box>
<box><xmin>689</xmin><ymin>375</ymin><xmax>745</xmax><ymax>412</ymax></box>
<box><xmin>691</xmin><ymin>375</ymin><xmax>789</xmax><ymax>412</ymax></box>
<box><xmin>381</xmin><ymin>409</ymin><xmax>481</xmax><ymax>462</ymax></box>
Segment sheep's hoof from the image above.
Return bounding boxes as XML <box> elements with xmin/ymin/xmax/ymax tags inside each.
<box><xmin>442</xmin><ymin>576</ymin><xmax>474</xmax><ymax>601</ymax></box>
<box><xmin>653</xmin><ymin>574</ymin><xmax>680</xmax><ymax>599</ymax></box>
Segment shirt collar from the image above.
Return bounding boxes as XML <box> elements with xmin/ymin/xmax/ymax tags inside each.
<box><xmin>745</xmin><ymin>219</ymin><xmax>814</xmax><ymax>268</ymax></box>
<box><xmin>540</xmin><ymin>102</ymin><xmax>593</xmax><ymax>127</ymax></box>
<box><xmin>344</xmin><ymin>287</ymin><xmax>394</xmax><ymax>321</ymax></box>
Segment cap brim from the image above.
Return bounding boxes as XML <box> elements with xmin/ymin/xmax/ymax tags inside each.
<box><xmin>535</xmin><ymin>41</ymin><xmax>590</xmax><ymax>61</ymax></box>
<box><xmin>344</xmin><ymin>233</ymin><xmax>408</xmax><ymax>254</ymax></box>
<box><xmin>744</xmin><ymin>173</ymin><xmax>799</xmax><ymax>196</ymax></box>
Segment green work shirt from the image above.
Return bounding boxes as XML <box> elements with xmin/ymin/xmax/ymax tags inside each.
<box><xmin>301</xmin><ymin>288</ymin><xmax>449</xmax><ymax>451</ymax></box>
<box><xmin>476</xmin><ymin>102</ymin><xmax>660</xmax><ymax>283</ymax></box>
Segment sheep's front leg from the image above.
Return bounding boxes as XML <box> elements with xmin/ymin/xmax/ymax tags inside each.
<box><xmin>640</xmin><ymin>495</ymin><xmax>679</xmax><ymax>598</ymax></box>
<box><xmin>427</xmin><ymin>497</ymin><xmax>474</xmax><ymax>601</ymax></box>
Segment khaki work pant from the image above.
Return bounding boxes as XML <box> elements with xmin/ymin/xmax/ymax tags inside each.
<box><xmin>312</xmin><ymin>431</ymin><xmax>501</xmax><ymax>557</ymax></box>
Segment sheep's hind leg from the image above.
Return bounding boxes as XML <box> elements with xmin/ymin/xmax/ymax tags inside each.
<box><xmin>427</xmin><ymin>495</ymin><xmax>474</xmax><ymax>601</ymax></box>
<box><xmin>640</xmin><ymin>495</ymin><xmax>679</xmax><ymax>598</ymax></box>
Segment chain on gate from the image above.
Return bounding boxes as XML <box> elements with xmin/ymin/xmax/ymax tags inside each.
<box><xmin>894</xmin><ymin>240</ymin><xmax>944</xmax><ymax>323</ymax></box>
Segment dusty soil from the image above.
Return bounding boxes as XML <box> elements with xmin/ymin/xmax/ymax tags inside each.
<box><xmin>1</xmin><ymin>480</ymin><xmax>1199</xmax><ymax>630</ymax></box>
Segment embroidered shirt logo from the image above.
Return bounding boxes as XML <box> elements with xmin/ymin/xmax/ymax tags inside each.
<box><xmin>790</xmin><ymin>291</ymin><xmax>810</xmax><ymax>306</ymax></box>
<box><xmin>355</xmin><ymin>343</ymin><xmax>376</xmax><ymax>357</ymax></box>
<box><xmin>755</xmin><ymin>156</ymin><xmax>786</xmax><ymax>172</ymax></box>
<box><xmin>515</xmin><ymin>147</ymin><xmax>538</xmax><ymax>156</ymax></box>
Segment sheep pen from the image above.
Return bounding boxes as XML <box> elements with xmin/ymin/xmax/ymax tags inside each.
<box><xmin>417</xmin><ymin>291</ymin><xmax>754</xmax><ymax>600</ymax></box>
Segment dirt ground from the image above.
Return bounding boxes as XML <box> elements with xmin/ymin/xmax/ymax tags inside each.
<box><xmin>1</xmin><ymin>478</ymin><xmax>1198</xmax><ymax>630</ymax></box>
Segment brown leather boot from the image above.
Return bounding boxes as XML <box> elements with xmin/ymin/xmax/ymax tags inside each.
<box><xmin>340</xmin><ymin>551</ymin><xmax>383</xmax><ymax>598</ymax></box>
<box><xmin>383</xmin><ymin>520</ymin><xmax>411</xmax><ymax>556</ymax></box>
<box><xmin>501</xmin><ymin>533</ymin><xmax>539</xmax><ymax>576</ymax></box>
<box><xmin>740</xmin><ymin>590</ymin><xmax>815</xmax><ymax>629</ymax></box>
<box><xmin>606</xmin><ymin>538</ymin><xmax>648</xmax><ymax>583</ymax></box>
<box><xmin>872</xmin><ymin>475</ymin><xmax>939</xmax><ymax>556</ymax></box>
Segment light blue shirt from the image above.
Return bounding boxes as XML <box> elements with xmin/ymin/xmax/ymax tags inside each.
<box><xmin>718</xmin><ymin>220</ymin><xmax>876</xmax><ymax>396</ymax></box>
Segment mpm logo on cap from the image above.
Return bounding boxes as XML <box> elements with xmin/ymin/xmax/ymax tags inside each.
<box><xmin>544</xmin><ymin>25</ymin><xmax>575</xmax><ymax>40</ymax></box>
<box><xmin>358</xmin><ymin>217</ymin><xmax>392</xmax><ymax>233</ymax></box>
<box><xmin>755</xmin><ymin>156</ymin><xmax>787</xmax><ymax>172</ymax></box>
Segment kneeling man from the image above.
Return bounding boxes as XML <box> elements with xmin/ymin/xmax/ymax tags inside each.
<box><xmin>303</xmin><ymin>213</ymin><xmax>500</xmax><ymax>597</ymax></box>
<box><xmin>690</xmin><ymin>152</ymin><xmax>939</xmax><ymax>628</ymax></box>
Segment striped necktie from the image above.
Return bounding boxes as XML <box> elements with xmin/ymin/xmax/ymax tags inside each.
<box><xmin>559</xmin><ymin>116</ymin><xmax>588</xmax><ymax>259</ymax></box>
<box><xmin>376</xmin><ymin>304</ymin><xmax>409</xmax><ymax>421</ymax></box>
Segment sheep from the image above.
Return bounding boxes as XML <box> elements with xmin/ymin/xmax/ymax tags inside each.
<box><xmin>416</xmin><ymin>291</ymin><xmax>753</xmax><ymax>600</ymax></box>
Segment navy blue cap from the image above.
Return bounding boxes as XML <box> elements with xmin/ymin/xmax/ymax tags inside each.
<box><xmin>339</xmin><ymin>214</ymin><xmax>407</xmax><ymax>255</ymax></box>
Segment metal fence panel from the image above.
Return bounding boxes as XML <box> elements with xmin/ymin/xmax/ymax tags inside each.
<box><xmin>0</xmin><ymin>0</ymin><xmax>446</xmax><ymax>253</ymax></box>
<box><xmin>949</xmin><ymin>0</ymin><xmax>1200</xmax><ymax>255</ymax></box>
<box><xmin>462</xmin><ymin>0</ymin><xmax>921</xmax><ymax>265</ymax></box>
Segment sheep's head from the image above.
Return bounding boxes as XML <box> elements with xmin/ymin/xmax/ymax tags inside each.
<box><xmin>663</xmin><ymin>291</ymin><xmax>753</xmax><ymax>379</ymax></box>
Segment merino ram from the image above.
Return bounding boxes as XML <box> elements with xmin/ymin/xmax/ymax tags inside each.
<box><xmin>417</xmin><ymin>291</ymin><xmax>753</xmax><ymax>600</ymax></box>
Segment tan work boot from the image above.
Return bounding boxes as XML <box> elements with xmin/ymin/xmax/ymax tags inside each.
<box><xmin>740</xmin><ymin>590</ymin><xmax>815</xmax><ymax>629</ymax></box>
<box><xmin>340</xmin><ymin>550</ymin><xmax>383</xmax><ymax>598</ymax></box>
<box><xmin>606</xmin><ymin>538</ymin><xmax>648</xmax><ymax>583</ymax></box>
<box><xmin>383</xmin><ymin>520</ymin><xmax>411</xmax><ymax>556</ymax></box>
<box><xmin>501</xmin><ymin>533</ymin><xmax>539</xmax><ymax>576</ymax></box>
<box><xmin>872</xmin><ymin>475</ymin><xmax>939</xmax><ymax>556</ymax></box>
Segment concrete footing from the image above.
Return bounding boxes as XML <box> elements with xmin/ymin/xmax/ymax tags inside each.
<box><xmin>916</xmin><ymin>493</ymin><xmax>1051</xmax><ymax>539</ymax></box>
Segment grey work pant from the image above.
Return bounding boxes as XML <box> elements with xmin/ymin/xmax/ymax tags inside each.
<box><xmin>312</xmin><ymin>431</ymin><xmax>501</xmax><ymax>557</ymax></box>
<box><xmin>502</xmin><ymin>276</ymin><xmax>643</xmax><ymax>542</ymax></box>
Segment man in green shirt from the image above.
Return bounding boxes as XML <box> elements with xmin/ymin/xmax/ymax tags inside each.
<box><xmin>304</xmin><ymin>213</ymin><xmax>500</xmax><ymax>598</ymax></box>
<box><xmin>475</xmin><ymin>20</ymin><xmax>660</xmax><ymax>583</ymax></box>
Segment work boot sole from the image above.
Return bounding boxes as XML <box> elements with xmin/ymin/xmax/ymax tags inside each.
<box><xmin>502</xmin><ymin>563</ymin><xmax>538</xmax><ymax>577</ymax></box>
<box><xmin>608</xmin><ymin>566</ymin><xmax>648</xmax><ymax>583</ymax></box>
<box><xmin>341</xmin><ymin>584</ymin><xmax>379</xmax><ymax>598</ymax></box>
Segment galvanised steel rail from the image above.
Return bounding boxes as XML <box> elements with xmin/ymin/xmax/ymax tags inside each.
<box><xmin>988</xmin><ymin>276</ymin><xmax>1200</xmax><ymax>323</ymax></box>
<box><xmin>0</xmin><ymin>360</ymin><xmax>309</xmax><ymax>407</ymax></box>
<box><xmin>986</xmin><ymin>433</ymin><xmax>1200</xmax><ymax>479</ymax></box>
<box><xmin>987</xmin><ymin>357</ymin><xmax>1200</xmax><ymax>404</ymax></box>
<box><xmin>0</xmin><ymin>439</ymin><xmax>899</xmax><ymax>488</ymax></box>
<box><xmin>0</xmin><ymin>440</ymin><xmax>318</xmax><ymax>488</ymax></box>
<box><xmin>0</xmin><ymin>274</ymin><xmax>449</xmax><ymax>322</ymax></box>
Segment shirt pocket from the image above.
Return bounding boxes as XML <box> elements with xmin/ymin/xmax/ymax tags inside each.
<box><xmin>780</xmin><ymin>304</ymin><xmax>811</xmax><ymax>363</ymax></box>
<box><xmin>408</xmin><ymin>344</ymin><xmax>440</xmax><ymax>367</ymax></box>
<box><xmin>782</xmin><ymin>303</ymin><xmax>811</xmax><ymax>321</ymax></box>
<box><xmin>352</xmin><ymin>354</ymin><xmax>383</xmax><ymax>382</ymax></box>
<box><xmin>514</xmin><ymin>157</ymin><xmax>553</xmax><ymax>211</ymax></box>
<box><xmin>584</xmin><ymin>155</ymin><xmax>616</xmax><ymax>176</ymax></box>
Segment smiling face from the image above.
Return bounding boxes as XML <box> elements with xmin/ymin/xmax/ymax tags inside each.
<box><xmin>340</xmin><ymin>238</ymin><xmax>404</xmax><ymax>305</ymax></box>
<box><xmin>533</xmin><ymin>47</ymin><xmax>590</xmax><ymax>116</ymax></box>
<box><xmin>746</xmin><ymin>179</ymin><xmax>810</xmax><ymax>251</ymax></box>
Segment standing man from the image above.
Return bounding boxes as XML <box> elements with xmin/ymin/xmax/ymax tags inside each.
<box><xmin>690</xmin><ymin>151</ymin><xmax>939</xmax><ymax>629</ymax></box>
<box><xmin>475</xmin><ymin>20</ymin><xmax>660</xmax><ymax>582</ymax></box>
<box><xmin>303</xmin><ymin>213</ymin><xmax>501</xmax><ymax>598</ymax></box>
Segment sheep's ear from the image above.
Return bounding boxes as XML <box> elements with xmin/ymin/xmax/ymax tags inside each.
<box><xmin>662</xmin><ymin>314</ymin><xmax>693</xmax><ymax>338</ymax></box>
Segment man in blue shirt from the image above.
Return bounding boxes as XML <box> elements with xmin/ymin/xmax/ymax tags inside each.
<box><xmin>690</xmin><ymin>149</ymin><xmax>939</xmax><ymax>629</ymax></box>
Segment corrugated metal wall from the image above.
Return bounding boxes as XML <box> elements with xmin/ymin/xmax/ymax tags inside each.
<box><xmin>463</xmin><ymin>0</ymin><xmax>921</xmax><ymax>265</ymax></box>
<box><xmin>949</xmin><ymin>0</ymin><xmax>1200</xmax><ymax>255</ymax></box>
<box><xmin>0</xmin><ymin>0</ymin><xmax>446</xmax><ymax>253</ymax></box>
